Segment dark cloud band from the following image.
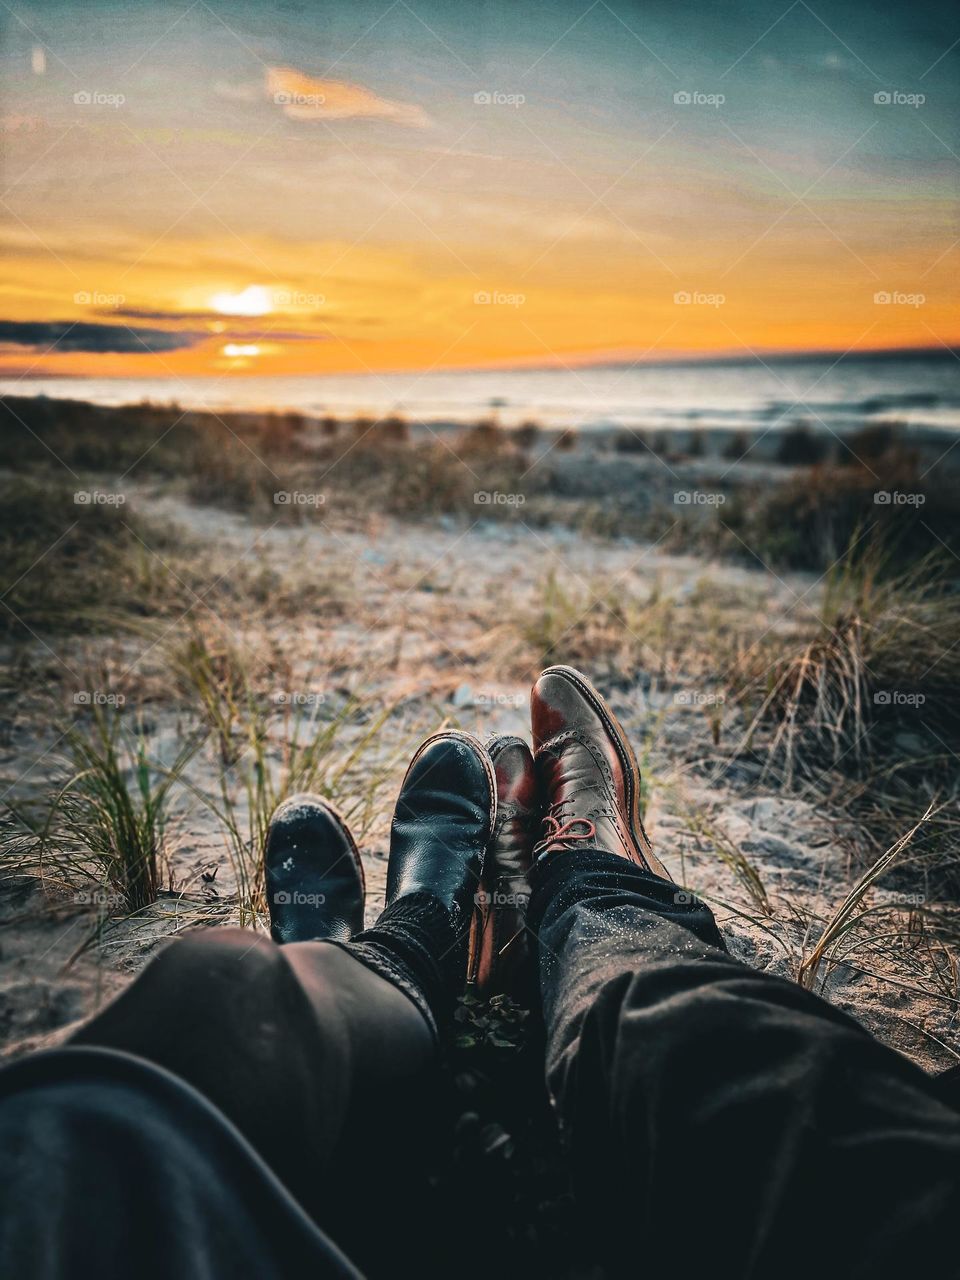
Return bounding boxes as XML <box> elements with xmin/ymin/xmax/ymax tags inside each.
<box><xmin>0</xmin><ymin>320</ymin><xmax>202</xmax><ymax>354</ymax></box>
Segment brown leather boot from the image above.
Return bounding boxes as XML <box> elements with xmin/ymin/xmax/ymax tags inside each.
<box><xmin>466</xmin><ymin>736</ymin><xmax>538</xmax><ymax>995</ymax></box>
<box><xmin>530</xmin><ymin>664</ymin><xmax>669</xmax><ymax>878</ymax></box>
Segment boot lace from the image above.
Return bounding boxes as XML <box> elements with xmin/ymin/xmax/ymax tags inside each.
<box><xmin>533</xmin><ymin>813</ymin><xmax>597</xmax><ymax>857</ymax></box>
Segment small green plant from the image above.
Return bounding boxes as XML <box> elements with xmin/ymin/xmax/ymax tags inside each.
<box><xmin>28</xmin><ymin>704</ymin><xmax>203</xmax><ymax>911</ymax></box>
<box><xmin>518</xmin><ymin>570</ymin><xmax>743</xmax><ymax>684</ymax></box>
<box><xmin>452</xmin><ymin>992</ymin><xmax>530</xmax><ymax>1052</ymax></box>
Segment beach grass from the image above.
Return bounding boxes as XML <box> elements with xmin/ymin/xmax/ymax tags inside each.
<box><xmin>5</xmin><ymin>702</ymin><xmax>204</xmax><ymax>911</ymax></box>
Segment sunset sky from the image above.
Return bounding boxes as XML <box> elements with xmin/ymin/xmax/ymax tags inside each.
<box><xmin>0</xmin><ymin>0</ymin><xmax>958</xmax><ymax>380</ymax></box>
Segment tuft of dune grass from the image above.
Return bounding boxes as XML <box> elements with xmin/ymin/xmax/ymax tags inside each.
<box><xmin>721</xmin><ymin>456</ymin><xmax>959</xmax><ymax>575</ymax></box>
<box><xmin>0</xmin><ymin>477</ymin><xmax>196</xmax><ymax>635</ymax></box>
<box><xmin>730</xmin><ymin>548</ymin><xmax>960</xmax><ymax>779</ymax></box>
<box><xmin>4</xmin><ymin>702</ymin><xmax>204</xmax><ymax>911</ymax></box>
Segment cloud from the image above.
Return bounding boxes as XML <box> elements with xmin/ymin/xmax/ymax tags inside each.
<box><xmin>107</xmin><ymin>307</ymin><xmax>230</xmax><ymax>323</ymax></box>
<box><xmin>0</xmin><ymin>320</ymin><xmax>203</xmax><ymax>353</ymax></box>
<box><xmin>107</xmin><ymin>308</ymin><xmax>335</xmax><ymax>338</ymax></box>
<box><xmin>266</xmin><ymin>66</ymin><xmax>431</xmax><ymax>128</ymax></box>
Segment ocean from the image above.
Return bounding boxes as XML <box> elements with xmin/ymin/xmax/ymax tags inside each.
<box><xmin>3</xmin><ymin>350</ymin><xmax>959</xmax><ymax>436</ymax></box>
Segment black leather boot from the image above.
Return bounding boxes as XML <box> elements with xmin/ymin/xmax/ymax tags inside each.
<box><xmin>386</xmin><ymin>731</ymin><xmax>496</xmax><ymax>930</ymax></box>
<box><xmin>264</xmin><ymin>793</ymin><xmax>365</xmax><ymax>943</ymax></box>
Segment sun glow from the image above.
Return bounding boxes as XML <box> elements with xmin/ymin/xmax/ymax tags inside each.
<box><xmin>222</xmin><ymin>343</ymin><xmax>262</xmax><ymax>358</ymax></box>
<box><xmin>209</xmin><ymin>285</ymin><xmax>273</xmax><ymax>317</ymax></box>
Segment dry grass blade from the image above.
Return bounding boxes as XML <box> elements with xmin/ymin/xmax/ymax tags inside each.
<box><xmin>798</xmin><ymin>801</ymin><xmax>938</xmax><ymax>990</ymax></box>
<box><xmin>682</xmin><ymin>809</ymin><xmax>773</xmax><ymax>915</ymax></box>
<box><xmin>170</xmin><ymin>627</ymin><xmax>257</xmax><ymax>764</ymax></box>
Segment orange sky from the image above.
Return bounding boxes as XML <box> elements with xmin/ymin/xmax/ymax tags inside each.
<box><xmin>1</xmin><ymin>4</ymin><xmax>958</xmax><ymax>380</ymax></box>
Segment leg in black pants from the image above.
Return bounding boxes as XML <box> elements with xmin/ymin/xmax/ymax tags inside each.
<box><xmin>528</xmin><ymin>849</ymin><xmax>960</xmax><ymax>1280</ymax></box>
<box><xmin>0</xmin><ymin>731</ymin><xmax>497</xmax><ymax>1280</ymax></box>
<box><xmin>70</xmin><ymin>922</ymin><xmax>443</xmax><ymax>1224</ymax></box>
<box><xmin>0</xmin><ymin>908</ymin><xmax>451</xmax><ymax>1280</ymax></box>
<box><xmin>63</xmin><ymin>885</ymin><xmax>466</xmax><ymax>1271</ymax></box>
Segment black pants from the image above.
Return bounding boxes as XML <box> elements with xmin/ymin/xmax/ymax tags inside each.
<box><xmin>530</xmin><ymin>852</ymin><xmax>960</xmax><ymax>1277</ymax></box>
<box><xmin>2</xmin><ymin>852</ymin><xmax>959</xmax><ymax>1279</ymax></box>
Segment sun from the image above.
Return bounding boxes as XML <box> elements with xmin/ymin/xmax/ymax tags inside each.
<box><xmin>209</xmin><ymin>285</ymin><xmax>273</xmax><ymax>317</ymax></box>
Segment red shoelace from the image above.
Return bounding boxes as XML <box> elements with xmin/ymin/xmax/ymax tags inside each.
<box><xmin>534</xmin><ymin>815</ymin><xmax>597</xmax><ymax>856</ymax></box>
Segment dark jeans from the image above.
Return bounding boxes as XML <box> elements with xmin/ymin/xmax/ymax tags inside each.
<box><xmin>2</xmin><ymin>853</ymin><xmax>959</xmax><ymax>1279</ymax></box>
<box><xmin>530</xmin><ymin>851</ymin><xmax>960</xmax><ymax>1278</ymax></box>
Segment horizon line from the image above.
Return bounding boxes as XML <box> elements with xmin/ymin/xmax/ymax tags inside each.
<box><xmin>2</xmin><ymin>341</ymin><xmax>957</xmax><ymax>384</ymax></box>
